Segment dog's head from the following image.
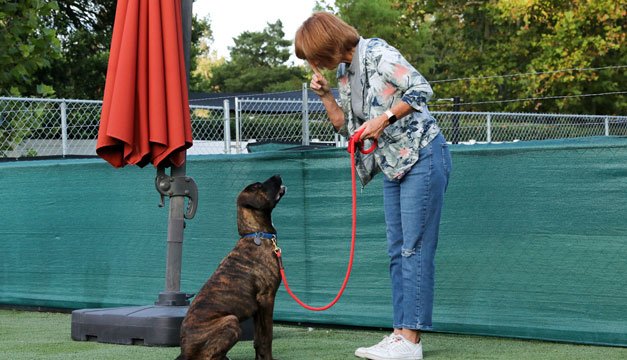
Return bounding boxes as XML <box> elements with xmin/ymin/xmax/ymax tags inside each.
<box><xmin>237</xmin><ymin>174</ymin><xmax>286</xmax><ymax>210</ymax></box>
<box><xmin>237</xmin><ymin>174</ymin><xmax>286</xmax><ymax>236</ymax></box>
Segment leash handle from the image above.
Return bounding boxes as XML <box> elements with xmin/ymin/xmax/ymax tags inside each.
<box><xmin>348</xmin><ymin>128</ymin><xmax>377</xmax><ymax>154</ymax></box>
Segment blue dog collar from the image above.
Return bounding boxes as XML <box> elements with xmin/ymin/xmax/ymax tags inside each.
<box><xmin>243</xmin><ymin>232</ymin><xmax>276</xmax><ymax>245</ymax></box>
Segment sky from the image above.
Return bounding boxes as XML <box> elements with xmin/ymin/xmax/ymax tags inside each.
<box><xmin>192</xmin><ymin>0</ymin><xmax>330</xmax><ymax>64</ymax></box>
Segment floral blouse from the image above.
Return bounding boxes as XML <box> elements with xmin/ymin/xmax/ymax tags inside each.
<box><xmin>337</xmin><ymin>37</ymin><xmax>441</xmax><ymax>186</ymax></box>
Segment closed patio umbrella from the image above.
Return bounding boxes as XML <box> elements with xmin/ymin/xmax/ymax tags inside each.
<box><xmin>96</xmin><ymin>0</ymin><xmax>192</xmax><ymax>168</ymax></box>
<box><xmin>71</xmin><ymin>0</ymin><xmax>199</xmax><ymax>346</ymax></box>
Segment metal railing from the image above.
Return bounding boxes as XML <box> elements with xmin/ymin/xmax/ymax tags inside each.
<box><xmin>2</xmin><ymin>95</ymin><xmax>626</xmax><ymax>159</ymax></box>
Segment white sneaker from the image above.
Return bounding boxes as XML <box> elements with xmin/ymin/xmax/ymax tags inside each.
<box><xmin>360</xmin><ymin>335</ymin><xmax>423</xmax><ymax>360</ymax></box>
<box><xmin>354</xmin><ymin>333</ymin><xmax>400</xmax><ymax>358</ymax></box>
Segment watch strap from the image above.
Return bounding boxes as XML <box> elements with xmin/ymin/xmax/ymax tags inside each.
<box><xmin>384</xmin><ymin>110</ymin><xmax>397</xmax><ymax>124</ymax></box>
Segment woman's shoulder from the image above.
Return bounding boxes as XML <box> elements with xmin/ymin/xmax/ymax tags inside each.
<box><xmin>363</xmin><ymin>38</ymin><xmax>401</xmax><ymax>61</ymax></box>
<box><xmin>363</xmin><ymin>38</ymin><xmax>389</xmax><ymax>52</ymax></box>
<box><xmin>364</xmin><ymin>37</ymin><xmax>388</xmax><ymax>46</ymax></box>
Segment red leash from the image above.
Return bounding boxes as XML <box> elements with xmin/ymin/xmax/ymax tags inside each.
<box><xmin>274</xmin><ymin>129</ymin><xmax>377</xmax><ymax>311</ymax></box>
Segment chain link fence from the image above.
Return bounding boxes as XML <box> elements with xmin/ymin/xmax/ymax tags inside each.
<box><xmin>2</xmin><ymin>95</ymin><xmax>626</xmax><ymax>159</ymax></box>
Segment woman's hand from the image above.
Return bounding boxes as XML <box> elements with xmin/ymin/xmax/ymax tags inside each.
<box><xmin>309</xmin><ymin>63</ymin><xmax>331</xmax><ymax>97</ymax></box>
<box><xmin>356</xmin><ymin>114</ymin><xmax>388</xmax><ymax>141</ymax></box>
<box><xmin>357</xmin><ymin>102</ymin><xmax>414</xmax><ymax>141</ymax></box>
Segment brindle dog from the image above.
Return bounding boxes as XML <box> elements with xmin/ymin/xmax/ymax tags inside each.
<box><xmin>176</xmin><ymin>174</ymin><xmax>286</xmax><ymax>360</ymax></box>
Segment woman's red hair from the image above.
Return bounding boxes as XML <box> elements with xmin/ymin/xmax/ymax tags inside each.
<box><xmin>295</xmin><ymin>12</ymin><xmax>359</xmax><ymax>69</ymax></box>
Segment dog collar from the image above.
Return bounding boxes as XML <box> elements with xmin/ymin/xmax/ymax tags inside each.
<box><xmin>243</xmin><ymin>232</ymin><xmax>276</xmax><ymax>246</ymax></box>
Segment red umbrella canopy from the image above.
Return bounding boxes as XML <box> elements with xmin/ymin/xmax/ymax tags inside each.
<box><xmin>97</xmin><ymin>0</ymin><xmax>193</xmax><ymax>168</ymax></box>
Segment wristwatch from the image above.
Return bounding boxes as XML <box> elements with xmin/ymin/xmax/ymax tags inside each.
<box><xmin>384</xmin><ymin>110</ymin><xmax>397</xmax><ymax>124</ymax></box>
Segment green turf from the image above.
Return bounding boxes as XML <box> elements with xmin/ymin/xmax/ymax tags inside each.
<box><xmin>0</xmin><ymin>310</ymin><xmax>625</xmax><ymax>359</ymax></box>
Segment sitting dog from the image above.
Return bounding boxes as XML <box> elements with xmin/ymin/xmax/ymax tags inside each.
<box><xmin>177</xmin><ymin>174</ymin><xmax>286</xmax><ymax>360</ymax></box>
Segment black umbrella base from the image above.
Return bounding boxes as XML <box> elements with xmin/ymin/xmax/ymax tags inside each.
<box><xmin>71</xmin><ymin>305</ymin><xmax>187</xmax><ymax>346</ymax></box>
<box><xmin>71</xmin><ymin>300</ymin><xmax>254</xmax><ymax>346</ymax></box>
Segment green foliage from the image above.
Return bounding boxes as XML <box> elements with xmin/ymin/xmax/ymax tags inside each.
<box><xmin>332</xmin><ymin>0</ymin><xmax>435</xmax><ymax>68</ymax></box>
<box><xmin>0</xmin><ymin>100</ymin><xmax>49</xmax><ymax>157</ymax></box>
<box><xmin>490</xmin><ymin>0</ymin><xmax>627</xmax><ymax>114</ymax></box>
<box><xmin>36</xmin><ymin>0</ymin><xmax>116</xmax><ymax>99</ymax></box>
<box><xmin>0</xmin><ymin>0</ymin><xmax>61</xmax><ymax>97</ymax></box>
<box><xmin>211</xmin><ymin>21</ymin><xmax>308</xmax><ymax>93</ymax></box>
<box><xmin>316</xmin><ymin>0</ymin><xmax>627</xmax><ymax>115</ymax></box>
<box><xmin>3</xmin><ymin>0</ymin><xmax>625</xmax><ymax>115</ymax></box>
<box><xmin>189</xmin><ymin>14</ymin><xmax>216</xmax><ymax>92</ymax></box>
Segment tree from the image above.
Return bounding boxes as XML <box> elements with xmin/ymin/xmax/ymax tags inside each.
<box><xmin>210</xmin><ymin>20</ymin><xmax>308</xmax><ymax>93</ymax></box>
<box><xmin>332</xmin><ymin>0</ymin><xmax>435</xmax><ymax>69</ymax></box>
<box><xmin>189</xmin><ymin>14</ymin><xmax>223</xmax><ymax>92</ymax></box>
<box><xmin>35</xmin><ymin>0</ymin><xmax>116</xmax><ymax>99</ymax></box>
<box><xmin>319</xmin><ymin>0</ymin><xmax>627</xmax><ymax>115</ymax></box>
<box><xmin>38</xmin><ymin>1</ymin><xmax>224</xmax><ymax>99</ymax></box>
<box><xmin>0</xmin><ymin>0</ymin><xmax>61</xmax><ymax>96</ymax></box>
<box><xmin>491</xmin><ymin>0</ymin><xmax>627</xmax><ymax>114</ymax></box>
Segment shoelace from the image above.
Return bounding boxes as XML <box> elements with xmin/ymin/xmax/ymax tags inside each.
<box><xmin>388</xmin><ymin>335</ymin><xmax>421</xmax><ymax>352</ymax></box>
<box><xmin>376</xmin><ymin>334</ymin><xmax>401</xmax><ymax>348</ymax></box>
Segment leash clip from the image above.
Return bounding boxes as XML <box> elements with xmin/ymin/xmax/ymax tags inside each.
<box><xmin>271</xmin><ymin>237</ymin><xmax>281</xmax><ymax>255</ymax></box>
<box><xmin>271</xmin><ymin>237</ymin><xmax>284</xmax><ymax>269</ymax></box>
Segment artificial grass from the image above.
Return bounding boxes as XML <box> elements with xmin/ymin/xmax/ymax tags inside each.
<box><xmin>0</xmin><ymin>310</ymin><xmax>625</xmax><ymax>359</ymax></box>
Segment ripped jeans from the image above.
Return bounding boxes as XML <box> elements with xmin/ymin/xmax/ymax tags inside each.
<box><xmin>383</xmin><ymin>133</ymin><xmax>451</xmax><ymax>330</ymax></box>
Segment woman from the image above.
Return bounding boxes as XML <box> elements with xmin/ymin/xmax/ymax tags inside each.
<box><xmin>295</xmin><ymin>12</ymin><xmax>452</xmax><ymax>360</ymax></box>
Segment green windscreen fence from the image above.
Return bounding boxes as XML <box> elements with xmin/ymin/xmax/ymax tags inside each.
<box><xmin>1</xmin><ymin>136</ymin><xmax>626</xmax><ymax>346</ymax></box>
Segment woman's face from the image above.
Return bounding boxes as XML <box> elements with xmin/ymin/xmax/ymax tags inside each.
<box><xmin>312</xmin><ymin>47</ymin><xmax>353</xmax><ymax>71</ymax></box>
<box><xmin>311</xmin><ymin>58</ymin><xmax>340</xmax><ymax>71</ymax></box>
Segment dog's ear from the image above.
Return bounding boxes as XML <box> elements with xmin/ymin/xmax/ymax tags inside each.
<box><xmin>237</xmin><ymin>183</ymin><xmax>268</xmax><ymax>210</ymax></box>
<box><xmin>239</xmin><ymin>194</ymin><xmax>266</xmax><ymax>209</ymax></box>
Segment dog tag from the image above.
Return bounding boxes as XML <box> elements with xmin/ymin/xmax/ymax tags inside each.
<box><xmin>254</xmin><ymin>236</ymin><xmax>261</xmax><ymax>246</ymax></box>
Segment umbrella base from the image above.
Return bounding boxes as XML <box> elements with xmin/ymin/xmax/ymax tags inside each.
<box><xmin>71</xmin><ymin>305</ymin><xmax>254</xmax><ymax>346</ymax></box>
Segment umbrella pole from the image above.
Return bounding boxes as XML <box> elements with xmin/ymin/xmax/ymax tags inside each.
<box><xmin>154</xmin><ymin>158</ymin><xmax>198</xmax><ymax>306</ymax></box>
<box><xmin>155</xmin><ymin>0</ymin><xmax>195</xmax><ymax>307</ymax></box>
<box><xmin>165</xmin><ymin>160</ymin><xmax>186</xmax><ymax>293</ymax></box>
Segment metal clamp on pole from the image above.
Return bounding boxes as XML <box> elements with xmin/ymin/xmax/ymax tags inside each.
<box><xmin>155</xmin><ymin>166</ymin><xmax>198</xmax><ymax>220</ymax></box>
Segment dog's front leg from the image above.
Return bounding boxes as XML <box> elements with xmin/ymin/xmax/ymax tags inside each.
<box><xmin>253</xmin><ymin>296</ymin><xmax>276</xmax><ymax>360</ymax></box>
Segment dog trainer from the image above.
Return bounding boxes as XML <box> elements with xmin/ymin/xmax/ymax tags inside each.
<box><xmin>295</xmin><ymin>12</ymin><xmax>452</xmax><ymax>360</ymax></box>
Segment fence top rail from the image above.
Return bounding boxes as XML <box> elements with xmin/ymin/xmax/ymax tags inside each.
<box><xmin>0</xmin><ymin>96</ymin><xmax>104</xmax><ymax>104</ymax></box>
<box><xmin>430</xmin><ymin>111</ymin><xmax>627</xmax><ymax>119</ymax></box>
<box><xmin>237</xmin><ymin>98</ymin><xmax>305</xmax><ymax>104</ymax></box>
<box><xmin>190</xmin><ymin>105</ymin><xmax>223</xmax><ymax>110</ymax></box>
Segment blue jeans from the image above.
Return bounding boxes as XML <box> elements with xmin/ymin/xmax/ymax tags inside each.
<box><xmin>383</xmin><ymin>133</ymin><xmax>451</xmax><ymax>330</ymax></box>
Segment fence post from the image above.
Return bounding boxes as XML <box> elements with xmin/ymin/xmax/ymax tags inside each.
<box><xmin>486</xmin><ymin>114</ymin><xmax>492</xmax><ymax>143</ymax></box>
<box><xmin>223</xmin><ymin>99</ymin><xmax>231</xmax><ymax>154</ymax></box>
<box><xmin>235</xmin><ymin>97</ymin><xmax>240</xmax><ymax>154</ymax></box>
<box><xmin>302</xmin><ymin>83</ymin><xmax>310</xmax><ymax>146</ymax></box>
<box><xmin>604</xmin><ymin>117</ymin><xmax>610</xmax><ymax>136</ymax></box>
<box><xmin>452</xmin><ymin>96</ymin><xmax>460</xmax><ymax>144</ymax></box>
<box><xmin>60</xmin><ymin>100</ymin><xmax>68</xmax><ymax>157</ymax></box>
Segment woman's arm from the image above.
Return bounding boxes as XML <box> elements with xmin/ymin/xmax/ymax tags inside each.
<box><xmin>309</xmin><ymin>64</ymin><xmax>345</xmax><ymax>131</ymax></box>
<box><xmin>358</xmin><ymin>41</ymin><xmax>431</xmax><ymax>140</ymax></box>
<box><xmin>376</xmin><ymin>42</ymin><xmax>433</xmax><ymax>113</ymax></box>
